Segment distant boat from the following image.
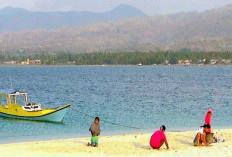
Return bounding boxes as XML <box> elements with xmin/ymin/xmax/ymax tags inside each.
<box><xmin>0</xmin><ymin>89</ymin><xmax>70</xmax><ymax>122</ymax></box>
<box><xmin>137</xmin><ymin>63</ymin><xmax>142</xmax><ymax>66</ymax></box>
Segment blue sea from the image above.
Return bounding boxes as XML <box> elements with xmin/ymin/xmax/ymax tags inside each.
<box><xmin>0</xmin><ymin>65</ymin><xmax>232</xmax><ymax>143</ymax></box>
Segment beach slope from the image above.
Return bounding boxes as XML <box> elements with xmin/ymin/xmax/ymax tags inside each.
<box><xmin>0</xmin><ymin>129</ymin><xmax>231</xmax><ymax>157</ymax></box>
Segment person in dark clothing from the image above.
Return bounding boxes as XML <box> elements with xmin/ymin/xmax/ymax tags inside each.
<box><xmin>88</xmin><ymin>117</ymin><xmax>100</xmax><ymax>147</ymax></box>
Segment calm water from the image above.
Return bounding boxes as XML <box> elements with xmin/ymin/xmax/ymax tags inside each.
<box><xmin>0</xmin><ymin>65</ymin><xmax>232</xmax><ymax>143</ymax></box>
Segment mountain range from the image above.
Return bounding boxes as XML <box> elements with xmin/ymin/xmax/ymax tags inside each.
<box><xmin>0</xmin><ymin>4</ymin><xmax>232</xmax><ymax>54</ymax></box>
<box><xmin>0</xmin><ymin>4</ymin><xmax>146</xmax><ymax>33</ymax></box>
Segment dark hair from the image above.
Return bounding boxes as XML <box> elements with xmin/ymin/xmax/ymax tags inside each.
<box><xmin>160</xmin><ymin>125</ymin><xmax>166</xmax><ymax>131</ymax></box>
<box><xmin>201</xmin><ymin>124</ymin><xmax>211</xmax><ymax>129</ymax></box>
<box><xmin>95</xmin><ymin>117</ymin><xmax>100</xmax><ymax>121</ymax></box>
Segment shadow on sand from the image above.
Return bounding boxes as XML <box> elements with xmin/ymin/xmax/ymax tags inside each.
<box><xmin>175</xmin><ymin>139</ymin><xmax>193</xmax><ymax>146</ymax></box>
<box><xmin>74</xmin><ymin>140</ymin><xmax>89</xmax><ymax>146</ymax></box>
<box><xmin>133</xmin><ymin>142</ymin><xmax>152</xmax><ymax>150</ymax></box>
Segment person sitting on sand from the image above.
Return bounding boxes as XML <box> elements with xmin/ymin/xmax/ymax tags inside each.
<box><xmin>88</xmin><ymin>117</ymin><xmax>100</xmax><ymax>147</ymax></box>
<box><xmin>193</xmin><ymin>124</ymin><xmax>211</xmax><ymax>146</ymax></box>
<box><xmin>150</xmin><ymin>125</ymin><xmax>169</xmax><ymax>150</ymax></box>
<box><xmin>205</xmin><ymin>108</ymin><xmax>212</xmax><ymax>134</ymax></box>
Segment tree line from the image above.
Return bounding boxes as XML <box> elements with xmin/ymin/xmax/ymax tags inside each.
<box><xmin>1</xmin><ymin>51</ymin><xmax>232</xmax><ymax>65</ymax></box>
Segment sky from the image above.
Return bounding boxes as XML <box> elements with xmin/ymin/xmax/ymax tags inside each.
<box><xmin>0</xmin><ymin>0</ymin><xmax>232</xmax><ymax>15</ymax></box>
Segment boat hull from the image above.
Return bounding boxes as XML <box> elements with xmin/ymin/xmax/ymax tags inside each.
<box><xmin>0</xmin><ymin>104</ymin><xmax>70</xmax><ymax>122</ymax></box>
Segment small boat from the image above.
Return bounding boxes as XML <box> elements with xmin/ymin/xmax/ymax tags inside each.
<box><xmin>0</xmin><ymin>89</ymin><xmax>71</xmax><ymax>122</ymax></box>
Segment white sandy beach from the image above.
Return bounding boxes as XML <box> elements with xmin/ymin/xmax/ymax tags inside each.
<box><xmin>0</xmin><ymin>129</ymin><xmax>231</xmax><ymax>157</ymax></box>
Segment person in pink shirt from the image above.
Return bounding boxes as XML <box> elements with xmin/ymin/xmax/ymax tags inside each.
<box><xmin>150</xmin><ymin>125</ymin><xmax>169</xmax><ymax>149</ymax></box>
<box><xmin>204</xmin><ymin>108</ymin><xmax>212</xmax><ymax>134</ymax></box>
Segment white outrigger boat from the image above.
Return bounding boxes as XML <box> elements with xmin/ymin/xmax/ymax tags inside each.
<box><xmin>0</xmin><ymin>89</ymin><xmax>71</xmax><ymax>122</ymax></box>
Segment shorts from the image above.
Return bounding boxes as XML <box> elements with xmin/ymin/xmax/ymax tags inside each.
<box><xmin>91</xmin><ymin>136</ymin><xmax>99</xmax><ymax>144</ymax></box>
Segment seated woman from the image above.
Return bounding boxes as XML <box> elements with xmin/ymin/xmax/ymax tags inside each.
<box><xmin>193</xmin><ymin>124</ymin><xmax>210</xmax><ymax>146</ymax></box>
<box><xmin>150</xmin><ymin>125</ymin><xmax>169</xmax><ymax>150</ymax></box>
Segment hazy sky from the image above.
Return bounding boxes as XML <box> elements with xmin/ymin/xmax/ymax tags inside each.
<box><xmin>0</xmin><ymin>0</ymin><xmax>232</xmax><ymax>15</ymax></box>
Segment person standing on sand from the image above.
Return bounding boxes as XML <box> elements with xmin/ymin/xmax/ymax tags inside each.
<box><xmin>205</xmin><ymin>108</ymin><xmax>212</xmax><ymax>134</ymax></box>
<box><xmin>193</xmin><ymin>124</ymin><xmax>210</xmax><ymax>146</ymax></box>
<box><xmin>88</xmin><ymin>117</ymin><xmax>100</xmax><ymax>147</ymax></box>
<box><xmin>204</xmin><ymin>108</ymin><xmax>215</xmax><ymax>143</ymax></box>
<box><xmin>150</xmin><ymin>125</ymin><xmax>169</xmax><ymax>150</ymax></box>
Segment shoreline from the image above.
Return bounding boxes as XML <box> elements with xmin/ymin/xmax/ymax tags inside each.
<box><xmin>1</xmin><ymin>126</ymin><xmax>231</xmax><ymax>144</ymax></box>
<box><xmin>0</xmin><ymin>129</ymin><xmax>231</xmax><ymax>157</ymax></box>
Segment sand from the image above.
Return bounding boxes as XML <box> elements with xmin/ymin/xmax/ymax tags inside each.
<box><xmin>0</xmin><ymin>129</ymin><xmax>231</xmax><ymax>157</ymax></box>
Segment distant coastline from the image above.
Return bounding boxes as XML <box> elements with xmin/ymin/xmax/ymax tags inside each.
<box><xmin>1</xmin><ymin>51</ymin><xmax>232</xmax><ymax>66</ymax></box>
<box><xmin>0</xmin><ymin>63</ymin><xmax>232</xmax><ymax>67</ymax></box>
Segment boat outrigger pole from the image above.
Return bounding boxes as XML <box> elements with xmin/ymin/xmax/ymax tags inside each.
<box><xmin>9</xmin><ymin>76</ymin><xmax>13</xmax><ymax>89</ymax></box>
